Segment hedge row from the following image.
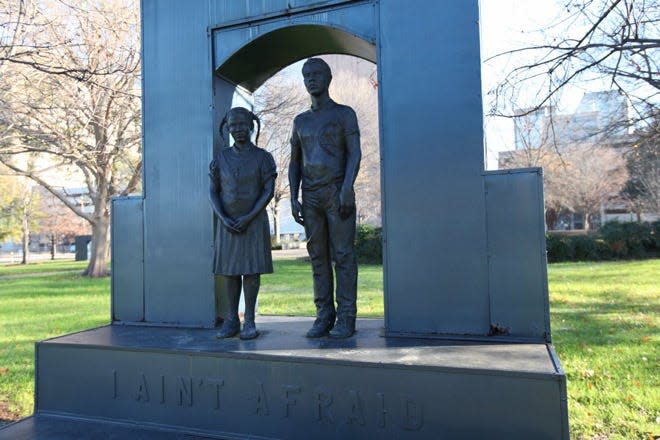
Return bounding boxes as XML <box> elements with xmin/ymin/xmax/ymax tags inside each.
<box><xmin>546</xmin><ymin>221</ymin><xmax>660</xmax><ymax>262</ymax></box>
<box><xmin>355</xmin><ymin>224</ymin><xmax>383</xmax><ymax>264</ymax></box>
<box><xmin>270</xmin><ymin>224</ymin><xmax>384</xmax><ymax>262</ymax></box>
<box><xmin>351</xmin><ymin>221</ymin><xmax>660</xmax><ymax>264</ymax></box>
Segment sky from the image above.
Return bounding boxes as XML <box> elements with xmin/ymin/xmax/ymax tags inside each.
<box><xmin>480</xmin><ymin>0</ymin><xmax>564</xmax><ymax>57</ymax></box>
<box><xmin>480</xmin><ymin>0</ymin><xmax>566</xmax><ymax>167</ymax></box>
<box><xmin>478</xmin><ymin>0</ymin><xmax>621</xmax><ymax>168</ymax></box>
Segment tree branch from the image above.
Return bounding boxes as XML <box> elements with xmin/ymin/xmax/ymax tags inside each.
<box><xmin>0</xmin><ymin>159</ymin><xmax>94</xmax><ymax>223</ymax></box>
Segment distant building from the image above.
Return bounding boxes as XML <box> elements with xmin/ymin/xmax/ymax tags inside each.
<box><xmin>500</xmin><ymin>91</ymin><xmax>645</xmax><ymax>230</ymax></box>
<box><xmin>0</xmin><ymin>186</ymin><xmax>92</xmax><ymax>256</ymax></box>
<box><xmin>512</xmin><ymin>90</ymin><xmax>631</xmax><ymax>152</ymax></box>
<box><xmin>48</xmin><ymin>187</ymin><xmax>94</xmax><ymax>215</ymax></box>
<box><xmin>513</xmin><ymin>105</ymin><xmax>553</xmax><ymax>151</ymax></box>
<box><xmin>601</xmin><ymin>202</ymin><xmax>659</xmax><ymax>224</ymax></box>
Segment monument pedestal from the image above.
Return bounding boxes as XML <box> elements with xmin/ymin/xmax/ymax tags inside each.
<box><xmin>2</xmin><ymin>317</ymin><xmax>568</xmax><ymax>439</ymax></box>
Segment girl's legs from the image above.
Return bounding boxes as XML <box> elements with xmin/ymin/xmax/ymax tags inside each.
<box><xmin>216</xmin><ymin>275</ymin><xmax>241</xmax><ymax>338</ymax></box>
<box><xmin>240</xmin><ymin>274</ymin><xmax>260</xmax><ymax>339</ymax></box>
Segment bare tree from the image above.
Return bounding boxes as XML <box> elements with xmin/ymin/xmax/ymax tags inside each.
<box><xmin>556</xmin><ymin>144</ymin><xmax>627</xmax><ymax>229</ymax></box>
<box><xmin>17</xmin><ymin>181</ymin><xmax>40</xmax><ymax>264</ymax></box>
<box><xmin>0</xmin><ymin>0</ymin><xmax>141</xmax><ymax>276</ymax></box>
<box><xmin>1</xmin><ymin>0</ymin><xmax>133</xmax><ymax>80</ymax></box>
<box><xmin>499</xmin><ymin>92</ymin><xmax>633</xmax><ymax>230</ymax></box>
<box><xmin>500</xmin><ymin>142</ymin><xmax>567</xmax><ymax>230</ymax></box>
<box><xmin>489</xmin><ymin>92</ymin><xmax>567</xmax><ymax>224</ymax></box>
<box><xmin>502</xmin><ymin>143</ymin><xmax>627</xmax><ymax>229</ymax></box>
<box><xmin>622</xmin><ymin>114</ymin><xmax>660</xmax><ymax>216</ymax></box>
<box><xmin>488</xmin><ymin>0</ymin><xmax>659</xmax><ymax>131</ymax></box>
<box><xmin>254</xmin><ymin>76</ymin><xmax>307</xmax><ymax>243</ymax></box>
<box><xmin>501</xmin><ymin>106</ymin><xmax>562</xmax><ymax>167</ymax></box>
<box><xmin>328</xmin><ymin>61</ymin><xmax>380</xmax><ymax>225</ymax></box>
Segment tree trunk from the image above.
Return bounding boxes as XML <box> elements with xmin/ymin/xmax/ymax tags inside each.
<box><xmin>83</xmin><ymin>216</ymin><xmax>110</xmax><ymax>277</ymax></box>
<box><xmin>21</xmin><ymin>216</ymin><xmax>29</xmax><ymax>265</ymax></box>
<box><xmin>545</xmin><ymin>207</ymin><xmax>558</xmax><ymax>230</ymax></box>
<box><xmin>272</xmin><ymin>204</ymin><xmax>281</xmax><ymax>244</ymax></box>
<box><xmin>50</xmin><ymin>234</ymin><xmax>56</xmax><ymax>260</ymax></box>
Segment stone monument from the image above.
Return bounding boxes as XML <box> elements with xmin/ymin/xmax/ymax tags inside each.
<box><xmin>0</xmin><ymin>1</ymin><xmax>569</xmax><ymax>439</ymax></box>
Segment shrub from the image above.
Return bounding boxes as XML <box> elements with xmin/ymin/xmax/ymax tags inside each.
<box><xmin>547</xmin><ymin>221</ymin><xmax>658</xmax><ymax>262</ymax></box>
<box><xmin>546</xmin><ymin>233</ymin><xmax>572</xmax><ymax>263</ymax></box>
<box><xmin>355</xmin><ymin>224</ymin><xmax>382</xmax><ymax>264</ymax></box>
<box><xmin>599</xmin><ymin>221</ymin><xmax>652</xmax><ymax>258</ymax></box>
<box><xmin>570</xmin><ymin>234</ymin><xmax>602</xmax><ymax>261</ymax></box>
<box><xmin>651</xmin><ymin>221</ymin><xmax>660</xmax><ymax>251</ymax></box>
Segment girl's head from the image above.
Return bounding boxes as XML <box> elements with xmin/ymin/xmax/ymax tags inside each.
<box><xmin>220</xmin><ymin>107</ymin><xmax>261</xmax><ymax>146</ymax></box>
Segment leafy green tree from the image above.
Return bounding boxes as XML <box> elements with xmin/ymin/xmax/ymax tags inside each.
<box><xmin>0</xmin><ymin>173</ymin><xmax>41</xmax><ymax>263</ymax></box>
<box><xmin>0</xmin><ymin>176</ymin><xmax>22</xmax><ymax>241</ymax></box>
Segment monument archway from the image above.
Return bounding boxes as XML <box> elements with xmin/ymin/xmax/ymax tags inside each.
<box><xmin>209</xmin><ymin>17</ymin><xmax>380</xmax><ymax>321</ymax></box>
<box><xmin>209</xmin><ymin>5</ymin><xmax>378</xmax><ymax>145</ymax></box>
<box><xmin>215</xmin><ymin>25</ymin><xmax>377</xmax><ymax>91</ymax></box>
<box><xmin>205</xmin><ymin>2</ymin><xmax>495</xmax><ymax>338</ymax></box>
<box><xmin>114</xmin><ymin>0</ymin><xmax>550</xmax><ymax>344</ymax></box>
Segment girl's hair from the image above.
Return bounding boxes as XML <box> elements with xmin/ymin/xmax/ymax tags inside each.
<box><xmin>219</xmin><ymin>107</ymin><xmax>261</xmax><ymax>147</ymax></box>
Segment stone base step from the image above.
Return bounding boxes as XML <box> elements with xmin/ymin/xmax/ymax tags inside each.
<box><xmin>0</xmin><ymin>414</ymin><xmax>223</xmax><ymax>439</ymax></box>
<box><xmin>4</xmin><ymin>317</ymin><xmax>569</xmax><ymax>439</ymax></box>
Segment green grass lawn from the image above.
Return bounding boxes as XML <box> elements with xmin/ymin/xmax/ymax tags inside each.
<box><xmin>0</xmin><ymin>260</ymin><xmax>109</xmax><ymax>420</ymax></box>
<box><xmin>0</xmin><ymin>258</ymin><xmax>658</xmax><ymax>439</ymax></box>
<box><xmin>548</xmin><ymin>260</ymin><xmax>659</xmax><ymax>439</ymax></box>
<box><xmin>0</xmin><ymin>259</ymin><xmax>87</xmax><ymax>276</ymax></box>
<box><xmin>258</xmin><ymin>262</ymin><xmax>384</xmax><ymax>317</ymax></box>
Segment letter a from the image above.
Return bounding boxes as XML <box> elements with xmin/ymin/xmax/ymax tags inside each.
<box><xmin>254</xmin><ymin>382</ymin><xmax>269</xmax><ymax>415</ymax></box>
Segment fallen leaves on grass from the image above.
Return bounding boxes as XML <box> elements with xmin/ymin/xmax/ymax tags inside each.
<box><xmin>0</xmin><ymin>400</ymin><xmax>20</xmax><ymax>423</ymax></box>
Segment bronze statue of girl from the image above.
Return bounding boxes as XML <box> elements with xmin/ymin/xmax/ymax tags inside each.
<box><xmin>209</xmin><ymin>107</ymin><xmax>277</xmax><ymax>339</ymax></box>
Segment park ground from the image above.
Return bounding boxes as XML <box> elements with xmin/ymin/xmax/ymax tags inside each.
<box><xmin>0</xmin><ymin>256</ymin><xmax>658</xmax><ymax>439</ymax></box>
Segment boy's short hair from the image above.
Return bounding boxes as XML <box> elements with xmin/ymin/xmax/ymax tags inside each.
<box><xmin>303</xmin><ymin>58</ymin><xmax>332</xmax><ymax>79</ymax></box>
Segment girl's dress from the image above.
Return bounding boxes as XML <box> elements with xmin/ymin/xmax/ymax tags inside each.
<box><xmin>209</xmin><ymin>144</ymin><xmax>277</xmax><ymax>275</ymax></box>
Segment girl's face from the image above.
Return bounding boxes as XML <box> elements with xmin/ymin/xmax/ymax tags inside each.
<box><xmin>228</xmin><ymin>112</ymin><xmax>252</xmax><ymax>144</ymax></box>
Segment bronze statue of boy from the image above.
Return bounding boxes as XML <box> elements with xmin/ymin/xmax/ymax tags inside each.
<box><xmin>289</xmin><ymin>58</ymin><xmax>362</xmax><ymax>339</ymax></box>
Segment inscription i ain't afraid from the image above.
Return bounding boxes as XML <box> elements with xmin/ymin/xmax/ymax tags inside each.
<box><xmin>111</xmin><ymin>370</ymin><xmax>424</xmax><ymax>431</ymax></box>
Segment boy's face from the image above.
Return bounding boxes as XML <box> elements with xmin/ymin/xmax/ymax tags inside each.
<box><xmin>302</xmin><ymin>63</ymin><xmax>330</xmax><ymax>97</ymax></box>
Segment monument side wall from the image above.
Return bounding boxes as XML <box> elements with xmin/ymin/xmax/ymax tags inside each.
<box><xmin>141</xmin><ymin>0</ymin><xmax>215</xmax><ymax>326</ymax></box>
<box><xmin>379</xmin><ymin>0</ymin><xmax>490</xmax><ymax>336</ymax></box>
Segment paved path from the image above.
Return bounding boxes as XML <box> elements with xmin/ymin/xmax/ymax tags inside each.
<box><xmin>0</xmin><ymin>270</ymin><xmax>82</xmax><ymax>280</ymax></box>
<box><xmin>0</xmin><ymin>252</ymin><xmax>75</xmax><ymax>264</ymax></box>
<box><xmin>272</xmin><ymin>247</ymin><xmax>308</xmax><ymax>260</ymax></box>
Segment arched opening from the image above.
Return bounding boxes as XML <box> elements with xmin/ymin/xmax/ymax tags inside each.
<box><xmin>215</xmin><ymin>24</ymin><xmax>377</xmax><ymax>92</ymax></box>
<box><xmin>213</xmin><ymin>25</ymin><xmax>382</xmax><ymax>319</ymax></box>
